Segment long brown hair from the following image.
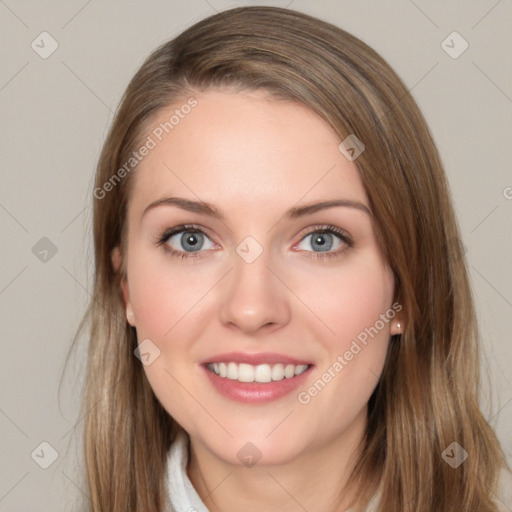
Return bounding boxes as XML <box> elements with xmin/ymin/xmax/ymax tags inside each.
<box><xmin>72</xmin><ymin>6</ymin><xmax>507</xmax><ymax>511</ymax></box>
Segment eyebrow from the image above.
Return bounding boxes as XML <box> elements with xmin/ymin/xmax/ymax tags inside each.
<box><xmin>142</xmin><ymin>196</ymin><xmax>372</xmax><ymax>220</ymax></box>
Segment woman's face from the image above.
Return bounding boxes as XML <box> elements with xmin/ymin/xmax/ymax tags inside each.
<box><xmin>114</xmin><ymin>89</ymin><xmax>401</xmax><ymax>467</ymax></box>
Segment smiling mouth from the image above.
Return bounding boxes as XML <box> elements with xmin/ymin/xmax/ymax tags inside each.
<box><xmin>206</xmin><ymin>362</ymin><xmax>312</xmax><ymax>383</ymax></box>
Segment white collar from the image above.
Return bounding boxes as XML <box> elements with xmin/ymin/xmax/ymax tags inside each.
<box><xmin>166</xmin><ymin>429</ymin><xmax>210</xmax><ymax>512</ymax></box>
<box><xmin>166</xmin><ymin>432</ymin><xmax>511</xmax><ymax>511</ymax></box>
<box><xmin>166</xmin><ymin>429</ymin><xmax>379</xmax><ymax>512</ymax></box>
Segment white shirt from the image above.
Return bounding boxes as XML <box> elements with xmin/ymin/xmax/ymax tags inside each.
<box><xmin>165</xmin><ymin>429</ymin><xmax>209</xmax><ymax>512</ymax></box>
<box><xmin>165</xmin><ymin>429</ymin><xmax>511</xmax><ymax>512</ymax></box>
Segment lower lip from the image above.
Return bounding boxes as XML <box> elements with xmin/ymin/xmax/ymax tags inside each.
<box><xmin>202</xmin><ymin>364</ymin><xmax>314</xmax><ymax>404</ymax></box>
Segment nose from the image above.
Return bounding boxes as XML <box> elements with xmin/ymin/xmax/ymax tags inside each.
<box><xmin>218</xmin><ymin>246</ymin><xmax>291</xmax><ymax>335</ymax></box>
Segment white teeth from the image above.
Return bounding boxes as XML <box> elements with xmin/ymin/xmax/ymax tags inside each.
<box><xmin>284</xmin><ymin>364</ymin><xmax>295</xmax><ymax>379</ymax></box>
<box><xmin>254</xmin><ymin>364</ymin><xmax>272</xmax><ymax>383</ymax></box>
<box><xmin>271</xmin><ymin>363</ymin><xmax>285</xmax><ymax>381</ymax></box>
<box><xmin>294</xmin><ymin>364</ymin><xmax>307</xmax><ymax>375</ymax></box>
<box><xmin>238</xmin><ymin>363</ymin><xmax>254</xmax><ymax>383</ymax></box>
<box><xmin>207</xmin><ymin>362</ymin><xmax>310</xmax><ymax>383</ymax></box>
<box><xmin>227</xmin><ymin>362</ymin><xmax>238</xmax><ymax>380</ymax></box>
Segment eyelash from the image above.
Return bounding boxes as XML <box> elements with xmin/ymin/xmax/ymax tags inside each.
<box><xmin>155</xmin><ymin>223</ymin><xmax>353</xmax><ymax>261</ymax></box>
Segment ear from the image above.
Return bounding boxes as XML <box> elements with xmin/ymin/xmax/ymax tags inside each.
<box><xmin>111</xmin><ymin>247</ymin><xmax>136</xmax><ymax>327</ymax></box>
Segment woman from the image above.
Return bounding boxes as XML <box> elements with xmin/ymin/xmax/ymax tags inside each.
<box><xmin>76</xmin><ymin>6</ymin><xmax>511</xmax><ymax>511</ymax></box>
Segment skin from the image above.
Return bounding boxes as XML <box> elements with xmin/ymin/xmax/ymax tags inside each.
<box><xmin>112</xmin><ymin>89</ymin><xmax>403</xmax><ymax>512</ymax></box>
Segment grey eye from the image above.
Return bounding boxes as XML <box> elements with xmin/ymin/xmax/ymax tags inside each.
<box><xmin>166</xmin><ymin>230</ymin><xmax>215</xmax><ymax>253</ymax></box>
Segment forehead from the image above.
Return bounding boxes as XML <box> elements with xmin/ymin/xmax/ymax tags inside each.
<box><xmin>128</xmin><ymin>89</ymin><xmax>368</xmax><ymax>217</ymax></box>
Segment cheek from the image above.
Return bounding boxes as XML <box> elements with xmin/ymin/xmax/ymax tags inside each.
<box><xmin>308</xmin><ymin>260</ymin><xmax>394</xmax><ymax>405</ymax></box>
<box><xmin>126</xmin><ymin>251</ymin><xmax>208</xmax><ymax>417</ymax></box>
<box><xmin>127</xmin><ymin>250</ymin><xmax>211</xmax><ymax>338</ymax></box>
<box><xmin>304</xmin><ymin>256</ymin><xmax>395</xmax><ymax>347</ymax></box>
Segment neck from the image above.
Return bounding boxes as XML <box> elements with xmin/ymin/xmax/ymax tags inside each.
<box><xmin>186</xmin><ymin>408</ymin><xmax>367</xmax><ymax>512</ymax></box>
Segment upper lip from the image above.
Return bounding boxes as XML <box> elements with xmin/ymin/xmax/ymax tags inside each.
<box><xmin>200</xmin><ymin>352</ymin><xmax>312</xmax><ymax>366</ymax></box>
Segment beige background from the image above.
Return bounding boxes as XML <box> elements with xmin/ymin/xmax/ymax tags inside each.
<box><xmin>1</xmin><ymin>0</ymin><xmax>511</xmax><ymax>510</ymax></box>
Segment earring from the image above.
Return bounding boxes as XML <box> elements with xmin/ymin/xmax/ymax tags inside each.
<box><xmin>126</xmin><ymin>307</ymin><xmax>134</xmax><ymax>322</ymax></box>
<box><xmin>397</xmin><ymin>322</ymin><xmax>401</xmax><ymax>330</ymax></box>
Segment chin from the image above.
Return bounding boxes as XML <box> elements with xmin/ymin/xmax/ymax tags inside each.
<box><xmin>198</xmin><ymin>428</ymin><xmax>308</xmax><ymax>468</ymax></box>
